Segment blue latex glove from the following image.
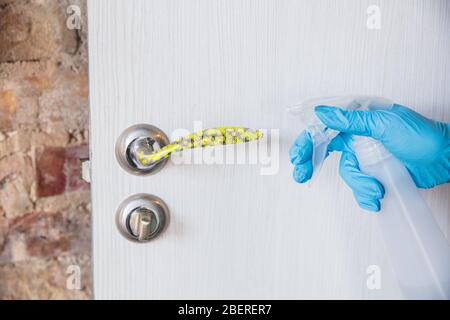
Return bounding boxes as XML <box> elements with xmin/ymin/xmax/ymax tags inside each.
<box><xmin>289</xmin><ymin>104</ymin><xmax>450</xmax><ymax>212</ymax></box>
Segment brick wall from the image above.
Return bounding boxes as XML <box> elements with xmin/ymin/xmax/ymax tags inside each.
<box><xmin>0</xmin><ymin>0</ymin><xmax>91</xmax><ymax>299</ymax></box>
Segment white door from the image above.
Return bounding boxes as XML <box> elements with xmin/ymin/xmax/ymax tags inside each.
<box><xmin>88</xmin><ymin>0</ymin><xmax>450</xmax><ymax>299</ymax></box>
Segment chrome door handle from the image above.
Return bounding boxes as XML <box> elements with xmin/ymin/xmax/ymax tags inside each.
<box><xmin>116</xmin><ymin>124</ymin><xmax>171</xmax><ymax>175</ymax></box>
<box><xmin>116</xmin><ymin>124</ymin><xmax>263</xmax><ymax>175</ymax></box>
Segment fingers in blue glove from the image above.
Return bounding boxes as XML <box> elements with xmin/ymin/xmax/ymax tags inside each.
<box><xmin>289</xmin><ymin>131</ymin><xmax>313</xmax><ymax>165</ymax></box>
<box><xmin>339</xmin><ymin>152</ymin><xmax>385</xmax><ymax>212</ymax></box>
<box><xmin>289</xmin><ymin>132</ymin><xmax>314</xmax><ymax>183</ymax></box>
<box><xmin>290</xmin><ymin>129</ymin><xmax>386</xmax><ymax>211</ymax></box>
<box><xmin>293</xmin><ymin>161</ymin><xmax>313</xmax><ymax>183</ymax></box>
<box><xmin>315</xmin><ymin>105</ymin><xmax>387</xmax><ymax>139</ymax></box>
<box><xmin>290</xmin><ymin>130</ymin><xmax>354</xmax><ymax>184</ymax></box>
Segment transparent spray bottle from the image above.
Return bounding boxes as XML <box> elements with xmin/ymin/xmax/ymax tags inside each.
<box><xmin>289</xmin><ymin>95</ymin><xmax>450</xmax><ymax>299</ymax></box>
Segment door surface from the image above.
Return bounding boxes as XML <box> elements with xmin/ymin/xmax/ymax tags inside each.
<box><xmin>88</xmin><ymin>0</ymin><xmax>450</xmax><ymax>299</ymax></box>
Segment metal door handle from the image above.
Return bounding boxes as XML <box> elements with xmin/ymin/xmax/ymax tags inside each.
<box><xmin>116</xmin><ymin>124</ymin><xmax>263</xmax><ymax>175</ymax></box>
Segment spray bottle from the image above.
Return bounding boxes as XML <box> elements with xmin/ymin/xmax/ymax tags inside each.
<box><xmin>289</xmin><ymin>95</ymin><xmax>450</xmax><ymax>299</ymax></box>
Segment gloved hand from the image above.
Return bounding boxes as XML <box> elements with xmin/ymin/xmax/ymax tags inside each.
<box><xmin>289</xmin><ymin>104</ymin><xmax>450</xmax><ymax>212</ymax></box>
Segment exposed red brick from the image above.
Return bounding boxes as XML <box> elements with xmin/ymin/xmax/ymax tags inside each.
<box><xmin>26</xmin><ymin>237</ymin><xmax>71</xmax><ymax>258</ymax></box>
<box><xmin>9</xmin><ymin>211</ymin><xmax>51</xmax><ymax>231</ymax></box>
<box><xmin>0</xmin><ymin>90</ymin><xmax>16</xmax><ymax>113</ymax></box>
<box><xmin>0</xmin><ymin>90</ymin><xmax>16</xmax><ymax>129</ymax></box>
<box><xmin>0</xmin><ymin>253</ymin><xmax>92</xmax><ymax>300</ymax></box>
<box><xmin>0</xmin><ymin>0</ymin><xmax>91</xmax><ymax>299</ymax></box>
<box><xmin>0</xmin><ymin>3</ymin><xmax>57</xmax><ymax>63</ymax></box>
<box><xmin>64</xmin><ymin>71</ymin><xmax>89</xmax><ymax>98</ymax></box>
<box><xmin>0</xmin><ymin>218</ymin><xmax>8</xmax><ymax>254</ymax></box>
<box><xmin>36</xmin><ymin>144</ymin><xmax>89</xmax><ymax>198</ymax></box>
<box><xmin>36</xmin><ymin>147</ymin><xmax>66</xmax><ymax>197</ymax></box>
<box><xmin>25</xmin><ymin>75</ymin><xmax>53</xmax><ymax>92</ymax></box>
<box><xmin>3</xmin><ymin>209</ymin><xmax>90</xmax><ymax>261</ymax></box>
<box><xmin>65</xmin><ymin>144</ymin><xmax>89</xmax><ymax>192</ymax></box>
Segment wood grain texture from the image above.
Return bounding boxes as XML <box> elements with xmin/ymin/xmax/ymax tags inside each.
<box><xmin>88</xmin><ymin>0</ymin><xmax>450</xmax><ymax>299</ymax></box>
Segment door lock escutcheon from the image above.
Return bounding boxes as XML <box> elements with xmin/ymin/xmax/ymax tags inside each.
<box><xmin>116</xmin><ymin>194</ymin><xmax>169</xmax><ymax>242</ymax></box>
